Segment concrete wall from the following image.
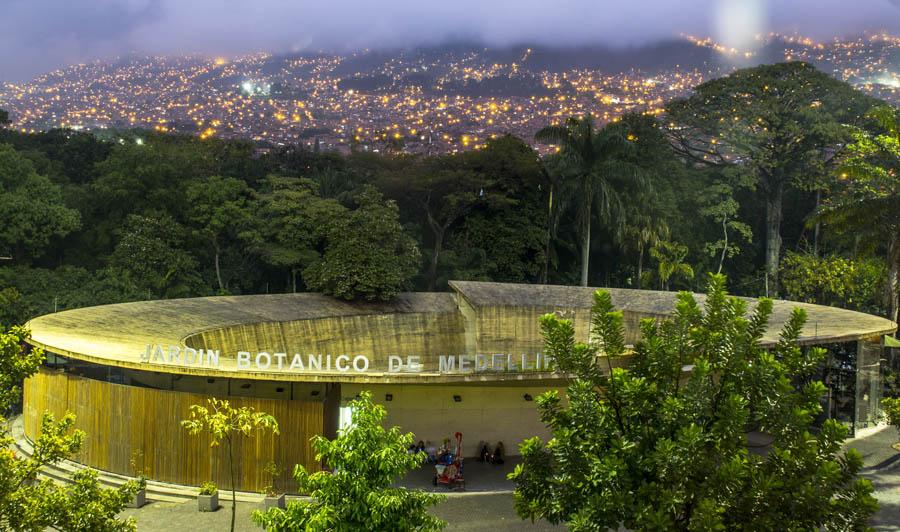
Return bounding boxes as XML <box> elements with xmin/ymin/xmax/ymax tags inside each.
<box><xmin>185</xmin><ymin>311</ymin><xmax>467</xmax><ymax>373</ymax></box>
<box><xmin>467</xmin><ymin>302</ymin><xmax>659</xmax><ymax>356</ymax></box>
<box><xmin>341</xmin><ymin>383</ymin><xmax>561</xmax><ymax>457</ymax></box>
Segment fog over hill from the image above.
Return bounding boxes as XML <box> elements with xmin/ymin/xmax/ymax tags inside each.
<box><xmin>2</xmin><ymin>0</ymin><xmax>900</xmax><ymax>82</ymax></box>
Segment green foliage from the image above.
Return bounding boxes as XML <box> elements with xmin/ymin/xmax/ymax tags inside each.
<box><xmin>46</xmin><ymin>469</ymin><xmax>137</xmax><ymax>531</ymax></box>
<box><xmin>882</xmin><ymin>397</ymin><xmax>900</xmax><ymax>440</ymax></box>
<box><xmin>305</xmin><ymin>187</ymin><xmax>421</xmax><ymax>301</ymax></box>
<box><xmin>261</xmin><ymin>461</ymin><xmax>283</xmax><ymax>497</ymax></box>
<box><xmin>380</xmin><ymin>152</ymin><xmax>510</xmax><ymax>290</ymax></box>
<box><xmin>696</xmin><ymin>180</ymin><xmax>753</xmax><ymax>273</ymax></box>
<box><xmin>510</xmin><ymin>274</ymin><xmax>877</xmax><ymax>531</ymax></box>
<box><xmin>0</xmin><ymin>265</ymin><xmax>141</xmax><ymax>325</ymax></box>
<box><xmin>184</xmin><ymin>175</ymin><xmax>257</xmax><ymax>293</ymax></box>
<box><xmin>0</xmin><ymin>327</ymin><xmax>137</xmax><ymax>531</ymax></box>
<box><xmin>818</xmin><ymin>104</ymin><xmax>900</xmax><ymax>324</ymax></box>
<box><xmin>441</xmin><ymin>135</ymin><xmax>549</xmax><ymax>285</ymax></box>
<box><xmin>199</xmin><ymin>481</ymin><xmax>218</xmax><ymax>496</ymax></box>
<box><xmin>536</xmin><ymin>114</ymin><xmax>650</xmax><ymax>286</ymax></box>
<box><xmin>252</xmin><ymin>391</ymin><xmax>445</xmax><ymax>531</ymax></box>
<box><xmin>0</xmin><ymin>287</ymin><xmax>27</xmax><ymax>331</ymax></box>
<box><xmin>0</xmin><ymin>326</ymin><xmax>43</xmax><ymax>409</ymax></box>
<box><xmin>780</xmin><ymin>251</ymin><xmax>886</xmax><ymax>314</ymax></box>
<box><xmin>254</xmin><ymin>176</ymin><xmax>348</xmax><ymax>292</ymax></box>
<box><xmin>667</xmin><ymin>62</ymin><xmax>874</xmax><ymax>295</ymax></box>
<box><xmin>108</xmin><ymin>214</ymin><xmax>201</xmax><ymax>298</ymax></box>
<box><xmin>182</xmin><ymin>398</ymin><xmax>279</xmax><ymax>532</ymax></box>
<box><xmin>0</xmin><ymin>144</ymin><xmax>81</xmax><ymax>262</ymax></box>
<box><xmin>181</xmin><ymin>397</ymin><xmax>280</xmax><ymax>448</ymax></box>
<box><xmin>649</xmin><ymin>240</ymin><xmax>694</xmax><ymax>291</ymax></box>
<box><xmin>0</xmin><ymin>70</ymin><xmax>891</xmax><ymax>322</ymax></box>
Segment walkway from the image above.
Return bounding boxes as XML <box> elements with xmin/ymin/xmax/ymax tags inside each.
<box><xmin>119</xmin><ymin>493</ymin><xmax>562</xmax><ymax>532</ymax></box>
<box><xmin>847</xmin><ymin>425</ymin><xmax>900</xmax><ymax>530</ymax></box>
<box><xmin>397</xmin><ymin>456</ymin><xmax>521</xmax><ymax>493</ymax></box>
<box><xmin>12</xmin><ymin>410</ymin><xmax>899</xmax><ymax>530</ymax></box>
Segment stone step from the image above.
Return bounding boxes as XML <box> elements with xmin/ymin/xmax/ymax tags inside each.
<box><xmin>8</xmin><ymin>416</ymin><xmax>268</xmax><ymax>504</ymax></box>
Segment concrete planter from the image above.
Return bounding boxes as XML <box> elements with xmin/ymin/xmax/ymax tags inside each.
<box><xmin>263</xmin><ymin>493</ymin><xmax>286</xmax><ymax>511</ymax></box>
<box><xmin>198</xmin><ymin>492</ymin><xmax>219</xmax><ymax>512</ymax></box>
<box><xmin>127</xmin><ymin>489</ymin><xmax>146</xmax><ymax>508</ymax></box>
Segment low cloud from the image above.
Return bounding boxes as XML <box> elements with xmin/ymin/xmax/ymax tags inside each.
<box><xmin>1</xmin><ymin>0</ymin><xmax>899</xmax><ymax>82</ymax></box>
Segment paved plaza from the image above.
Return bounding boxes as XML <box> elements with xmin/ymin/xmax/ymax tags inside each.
<box><xmin>119</xmin><ymin>492</ymin><xmax>562</xmax><ymax>531</ymax></box>
<box><xmin>848</xmin><ymin>425</ymin><xmax>900</xmax><ymax>530</ymax></box>
<box><xmin>117</xmin><ymin>427</ymin><xmax>900</xmax><ymax>530</ymax></box>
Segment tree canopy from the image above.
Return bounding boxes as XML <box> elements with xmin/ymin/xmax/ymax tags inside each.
<box><xmin>667</xmin><ymin>62</ymin><xmax>875</xmax><ymax>296</ymax></box>
<box><xmin>304</xmin><ymin>187</ymin><xmax>421</xmax><ymax>301</ymax></box>
<box><xmin>0</xmin><ymin>144</ymin><xmax>80</xmax><ymax>262</ymax></box>
<box><xmin>252</xmin><ymin>391</ymin><xmax>445</xmax><ymax>531</ymax></box>
<box><xmin>511</xmin><ymin>275</ymin><xmax>877</xmax><ymax>530</ymax></box>
<box><xmin>0</xmin><ymin>62</ymin><xmax>894</xmax><ymax>330</ymax></box>
<box><xmin>0</xmin><ymin>326</ymin><xmax>138</xmax><ymax>531</ymax></box>
<box><xmin>816</xmin><ymin>104</ymin><xmax>900</xmax><ymax>325</ymax></box>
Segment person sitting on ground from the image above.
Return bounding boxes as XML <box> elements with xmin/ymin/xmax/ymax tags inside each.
<box><xmin>479</xmin><ymin>442</ymin><xmax>491</xmax><ymax>463</ymax></box>
<box><xmin>415</xmin><ymin>440</ymin><xmax>426</xmax><ymax>454</ymax></box>
<box><xmin>491</xmin><ymin>441</ymin><xmax>505</xmax><ymax>465</ymax></box>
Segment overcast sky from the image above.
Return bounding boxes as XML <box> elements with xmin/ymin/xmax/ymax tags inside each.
<box><xmin>2</xmin><ymin>0</ymin><xmax>899</xmax><ymax>82</ymax></box>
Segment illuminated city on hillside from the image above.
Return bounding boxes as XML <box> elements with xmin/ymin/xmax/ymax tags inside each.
<box><xmin>1</xmin><ymin>33</ymin><xmax>897</xmax><ymax>154</ymax></box>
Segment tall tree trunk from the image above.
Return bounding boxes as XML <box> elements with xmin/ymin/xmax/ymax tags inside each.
<box><xmin>813</xmin><ymin>189</ymin><xmax>821</xmax><ymax>257</ymax></box>
<box><xmin>888</xmin><ymin>231</ymin><xmax>899</xmax><ymax>330</ymax></box>
<box><xmin>541</xmin><ymin>185</ymin><xmax>555</xmax><ymax>284</ymax></box>
<box><xmin>717</xmin><ymin>213</ymin><xmax>729</xmax><ymax>274</ymax></box>
<box><xmin>637</xmin><ymin>244</ymin><xmax>644</xmax><ymax>289</ymax></box>
<box><xmin>214</xmin><ymin>240</ymin><xmax>224</xmax><ymax>294</ymax></box>
<box><xmin>428</xmin><ymin>227</ymin><xmax>445</xmax><ymax>291</ymax></box>
<box><xmin>764</xmin><ymin>183</ymin><xmax>784</xmax><ymax>297</ymax></box>
<box><xmin>291</xmin><ymin>269</ymin><xmax>297</xmax><ymax>293</ymax></box>
<box><xmin>580</xmin><ymin>208</ymin><xmax>591</xmax><ymax>287</ymax></box>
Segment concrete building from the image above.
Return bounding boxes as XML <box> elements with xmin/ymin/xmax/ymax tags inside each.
<box><xmin>23</xmin><ymin>281</ymin><xmax>897</xmax><ymax>491</ymax></box>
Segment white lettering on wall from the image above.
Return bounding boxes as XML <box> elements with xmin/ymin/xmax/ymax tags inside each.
<box><xmin>352</xmin><ymin>355</ymin><xmax>369</xmax><ymax>372</ymax></box>
<box><xmin>138</xmin><ymin>345</ymin><xmax>555</xmax><ymax>375</ymax></box>
<box><xmin>439</xmin><ymin>355</ymin><xmax>455</xmax><ymax>373</ymax></box>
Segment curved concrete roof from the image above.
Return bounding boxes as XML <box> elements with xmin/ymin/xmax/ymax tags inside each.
<box><xmin>25</xmin><ymin>281</ymin><xmax>896</xmax><ymax>383</ymax></box>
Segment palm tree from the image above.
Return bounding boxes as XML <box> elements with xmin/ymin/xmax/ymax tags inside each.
<box><xmin>623</xmin><ymin>210</ymin><xmax>669</xmax><ymax>289</ymax></box>
<box><xmin>650</xmin><ymin>241</ymin><xmax>694</xmax><ymax>291</ymax></box>
<box><xmin>539</xmin><ymin>156</ymin><xmax>576</xmax><ymax>284</ymax></box>
<box><xmin>536</xmin><ymin>115</ymin><xmax>647</xmax><ymax>286</ymax></box>
<box><xmin>817</xmin><ymin>105</ymin><xmax>900</xmax><ymax>326</ymax></box>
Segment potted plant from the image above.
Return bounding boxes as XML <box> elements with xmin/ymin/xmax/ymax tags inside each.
<box><xmin>261</xmin><ymin>461</ymin><xmax>285</xmax><ymax>510</ymax></box>
<box><xmin>127</xmin><ymin>450</ymin><xmax>147</xmax><ymax>508</ymax></box>
<box><xmin>198</xmin><ymin>481</ymin><xmax>219</xmax><ymax>512</ymax></box>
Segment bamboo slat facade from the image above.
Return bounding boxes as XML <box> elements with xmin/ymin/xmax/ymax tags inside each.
<box><xmin>24</xmin><ymin>368</ymin><xmax>322</xmax><ymax>492</ymax></box>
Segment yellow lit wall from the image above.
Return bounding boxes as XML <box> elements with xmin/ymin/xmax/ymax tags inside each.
<box><xmin>340</xmin><ymin>383</ymin><xmax>562</xmax><ymax>457</ymax></box>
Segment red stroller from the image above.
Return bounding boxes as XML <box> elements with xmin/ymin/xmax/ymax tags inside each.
<box><xmin>432</xmin><ymin>432</ymin><xmax>465</xmax><ymax>490</ymax></box>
